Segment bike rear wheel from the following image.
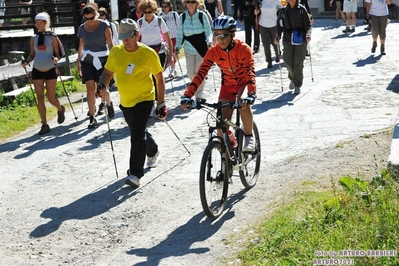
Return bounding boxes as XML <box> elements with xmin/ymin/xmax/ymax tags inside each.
<box><xmin>388</xmin><ymin>5</ymin><xmax>398</xmax><ymax>20</ymax></box>
<box><xmin>239</xmin><ymin>122</ymin><xmax>261</xmax><ymax>189</ymax></box>
<box><xmin>199</xmin><ymin>141</ymin><xmax>229</xmax><ymax>220</ymax></box>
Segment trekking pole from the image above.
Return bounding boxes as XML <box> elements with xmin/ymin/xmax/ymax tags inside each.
<box><xmin>276</xmin><ymin>42</ymin><xmax>283</xmax><ymax>92</ymax></box>
<box><xmin>21</xmin><ymin>56</ymin><xmax>38</xmax><ymax>107</ymax></box>
<box><xmin>104</xmin><ymin>105</ymin><xmax>119</xmax><ymax>178</ymax></box>
<box><xmin>53</xmin><ymin>61</ymin><xmax>78</xmax><ymax>120</ymax></box>
<box><xmin>308</xmin><ymin>42</ymin><xmax>314</xmax><ymax>82</ymax></box>
<box><xmin>176</xmin><ymin>56</ymin><xmax>188</xmax><ymax>91</ymax></box>
<box><xmin>163</xmin><ymin>119</ymin><xmax>191</xmax><ymax>156</ymax></box>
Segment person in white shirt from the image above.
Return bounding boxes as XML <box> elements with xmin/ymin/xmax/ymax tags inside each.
<box><xmin>159</xmin><ymin>0</ymin><xmax>179</xmax><ymax>77</ymax></box>
<box><xmin>255</xmin><ymin>0</ymin><xmax>283</xmax><ymax>68</ymax></box>
<box><xmin>366</xmin><ymin>0</ymin><xmax>392</xmax><ymax>55</ymax></box>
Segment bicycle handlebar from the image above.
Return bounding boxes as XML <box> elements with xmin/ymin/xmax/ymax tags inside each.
<box><xmin>189</xmin><ymin>99</ymin><xmax>238</xmax><ymax>110</ymax></box>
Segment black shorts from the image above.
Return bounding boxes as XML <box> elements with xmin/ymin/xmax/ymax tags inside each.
<box><xmin>31</xmin><ymin>67</ymin><xmax>57</xmax><ymax>80</ymax></box>
<box><xmin>80</xmin><ymin>57</ymin><xmax>107</xmax><ymax>83</ymax></box>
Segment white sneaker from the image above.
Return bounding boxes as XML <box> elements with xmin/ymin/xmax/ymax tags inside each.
<box><xmin>243</xmin><ymin>136</ymin><xmax>255</xmax><ymax>152</ymax></box>
<box><xmin>146</xmin><ymin>151</ymin><xmax>159</xmax><ymax>168</ymax></box>
<box><xmin>125</xmin><ymin>175</ymin><xmax>140</xmax><ymax>187</ymax></box>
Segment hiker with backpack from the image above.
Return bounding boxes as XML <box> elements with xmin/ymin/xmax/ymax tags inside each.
<box><xmin>77</xmin><ymin>3</ymin><xmax>115</xmax><ymax>129</ymax></box>
<box><xmin>137</xmin><ymin>0</ymin><xmax>173</xmax><ymax>71</ymax></box>
<box><xmin>159</xmin><ymin>0</ymin><xmax>179</xmax><ymax>78</ymax></box>
<box><xmin>176</xmin><ymin>0</ymin><xmax>212</xmax><ymax>100</ymax></box>
<box><xmin>20</xmin><ymin>12</ymin><xmax>66</xmax><ymax>135</ymax></box>
<box><xmin>275</xmin><ymin>0</ymin><xmax>311</xmax><ymax>95</ymax></box>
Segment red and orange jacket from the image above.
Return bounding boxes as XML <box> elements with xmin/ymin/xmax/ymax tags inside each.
<box><xmin>184</xmin><ymin>39</ymin><xmax>257</xmax><ymax>97</ymax></box>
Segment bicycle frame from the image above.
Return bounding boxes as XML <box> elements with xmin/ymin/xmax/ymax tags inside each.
<box><xmin>196</xmin><ymin>99</ymin><xmax>245</xmax><ymax>176</ymax></box>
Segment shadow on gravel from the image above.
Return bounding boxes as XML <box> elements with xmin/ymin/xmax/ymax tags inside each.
<box><xmin>30</xmin><ymin>178</ymin><xmax>136</xmax><ymax>238</ymax></box>
<box><xmin>252</xmin><ymin>91</ymin><xmax>297</xmax><ymax>115</ymax></box>
<box><xmin>0</xmin><ymin>119</ymin><xmax>87</xmax><ymax>158</ymax></box>
<box><xmin>125</xmin><ymin>191</ymin><xmax>249</xmax><ymax>265</ymax></box>
<box><xmin>387</xmin><ymin>74</ymin><xmax>399</xmax><ymax>93</ymax></box>
<box><xmin>353</xmin><ymin>54</ymin><xmax>382</xmax><ymax>67</ymax></box>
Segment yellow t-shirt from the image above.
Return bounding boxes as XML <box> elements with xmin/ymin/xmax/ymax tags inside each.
<box><xmin>105</xmin><ymin>44</ymin><xmax>163</xmax><ymax>108</ymax></box>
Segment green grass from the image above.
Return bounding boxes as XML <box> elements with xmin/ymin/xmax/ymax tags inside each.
<box><xmin>234</xmin><ymin>170</ymin><xmax>399</xmax><ymax>265</ymax></box>
<box><xmin>0</xmin><ymin>67</ymin><xmax>83</xmax><ymax>142</ymax></box>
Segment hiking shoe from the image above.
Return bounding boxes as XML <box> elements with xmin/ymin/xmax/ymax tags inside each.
<box><xmin>381</xmin><ymin>45</ymin><xmax>386</xmax><ymax>55</ymax></box>
<box><xmin>88</xmin><ymin>116</ymin><xmax>98</xmax><ymax>129</ymax></box>
<box><xmin>125</xmin><ymin>175</ymin><xmax>140</xmax><ymax>188</ymax></box>
<box><xmin>349</xmin><ymin>27</ymin><xmax>355</xmax><ymax>33</ymax></box>
<box><xmin>146</xmin><ymin>151</ymin><xmax>159</xmax><ymax>168</ymax></box>
<box><xmin>97</xmin><ymin>102</ymin><xmax>105</xmax><ymax>115</ymax></box>
<box><xmin>38</xmin><ymin>123</ymin><xmax>51</xmax><ymax>135</ymax></box>
<box><xmin>371</xmin><ymin>41</ymin><xmax>377</xmax><ymax>53</ymax></box>
<box><xmin>294</xmin><ymin>87</ymin><xmax>301</xmax><ymax>95</ymax></box>
<box><xmin>342</xmin><ymin>27</ymin><xmax>350</xmax><ymax>33</ymax></box>
<box><xmin>57</xmin><ymin>105</ymin><xmax>65</xmax><ymax>124</ymax></box>
<box><xmin>243</xmin><ymin>135</ymin><xmax>255</xmax><ymax>152</ymax></box>
<box><xmin>289</xmin><ymin>81</ymin><xmax>295</xmax><ymax>90</ymax></box>
<box><xmin>107</xmin><ymin>102</ymin><xmax>115</xmax><ymax>118</ymax></box>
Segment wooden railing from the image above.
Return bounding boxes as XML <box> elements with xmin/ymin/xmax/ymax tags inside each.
<box><xmin>0</xmin><ymin>0</ymin><xmax>81</xmax><ymax>31</ymax></box>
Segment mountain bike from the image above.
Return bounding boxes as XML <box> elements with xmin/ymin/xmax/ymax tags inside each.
<box><xmin>190</xmin><ymin>98</ymin><xmax>261</xmax><ymax>220</ymax></box>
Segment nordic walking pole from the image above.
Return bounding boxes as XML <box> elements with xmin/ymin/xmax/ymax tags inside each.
<box><xmin>104</xmin><ymin>103</ymin><xmax>119</xmax><ymax>178</ymax></box>
<box><xmin>276</xmin><ymin>42</ymin><xmax>283</xmax><ymax>92</ymax></box>
<box><xmin>308</xmin><ymin>42</ymin><xmax>314</xmax><ymax>82</ymax></box>
<box><xmin>163</xmin><ymin>119</ymin><xmax>191</xmax><ymax>156</ymax></box>
<box><xmin>176</xmin><ymin>56</ymin><xmax>188</xmax><ymax>91</ymax></box>
<box><xmin>53</xmin><ymin>60</ymin><xmax>78</xmax><ymax>120</ymax></box>
<box><xmin>21</xmin><ymin>56</ymin><xmax>38</xmax><ymax>107</ymax></box>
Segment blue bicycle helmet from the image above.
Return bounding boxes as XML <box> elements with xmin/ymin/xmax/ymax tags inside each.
<box><xmin>211</xmin><ymin>16</ymin><xmax>237</xmax><ymax>32</ymax></box>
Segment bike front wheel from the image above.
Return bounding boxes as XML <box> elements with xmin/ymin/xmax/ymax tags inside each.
<box><xmin>199</xmin><ymin>141</ymin><xmax>229</xmax><ymax>220</ymax></box>
<box><xmin>239</xmin><ymin>122</ymin><xmax>261</xmax><ymax>189</ymax></box>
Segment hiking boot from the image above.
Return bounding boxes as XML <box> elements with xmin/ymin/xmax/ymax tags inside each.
<box><xmin>289</xmin><ymin>81</ymin><xmax>295</xmax><ymax>90</ymax></box>
<box><xmin>146</xmin><ymin>151</ymin><xmax>159</xmax><ymax>168</ymax></box>
<box><xmin>125</xmin><ymin>175</ymin><xmax>140</xmax><ymax>188</ymax></box>
<box><xmin>107</xmin><ymin>102</ymin><xmax>115</xmax><ymax>118</ymax></box>
<box><xmin>38</xmin><ymin>123</ymin><xmax>51</xmax><ymax>135</ymax></box>
<box><xmin>243</xmin><ymin>135</ymin><xmax>255</xmax><ymax>152</ymax></box>
<box><xmin>57</xmin><ymin>105</ymin><xmax>65</xmax><ymax>124</ymax></box>
<box><xmin>88</xmin><ymin>116</ymin><xmax>98</xmax><ymax>129</ymax></box>
<box><xmin>97</xmin><ymin>102</ymin><xmax>105</xmax><ymax>115</ymax></box>
<box><xmin>294</xmin><ymin>87</ymin><xmax>301</xmax><ymax>95</ymax></box>
<box><xmin>381</xmin><ymin>44</ymin><xmax>386</xmax><ymax>55</ymax></box>
<box><xmin>342</xmin><ymin>26</ymin><xmax>350</xmax><ymax>33</ymax></box>
<box><xmin>371</xmin><ymin>41</ymin><xmax>377</xmax><ymax>53</ymax></box>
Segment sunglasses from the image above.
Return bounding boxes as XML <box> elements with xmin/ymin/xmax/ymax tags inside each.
<box><xmin>213</xmin><ymin>33</ymin><xmax>231</xmax><ymax>39</ymax></box>
<box><xmin>186</xmin><ymin>1</ymin><xmax>197</xmax><ymax>4</ymax></box>
<box><xmin>84</xmin><ymin>16</ymin><xmax>95</xmax><ymax>20</ymax></box>
<box><xmin>143</xmin><ymin>10</ymin><xmax>154</xmax><ymax>14</ymax></box>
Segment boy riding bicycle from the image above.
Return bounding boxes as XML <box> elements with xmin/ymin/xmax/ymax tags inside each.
<box><xmin>180</xmin><ymin>16</ymin><xmax>257</xmax><ymax>152</ymax></box>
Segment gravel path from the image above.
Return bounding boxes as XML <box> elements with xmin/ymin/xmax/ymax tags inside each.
<box><xmin>1</xmin><ymin>20</ymin><xmax>398</xmax><ymax>265</ymax></box>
